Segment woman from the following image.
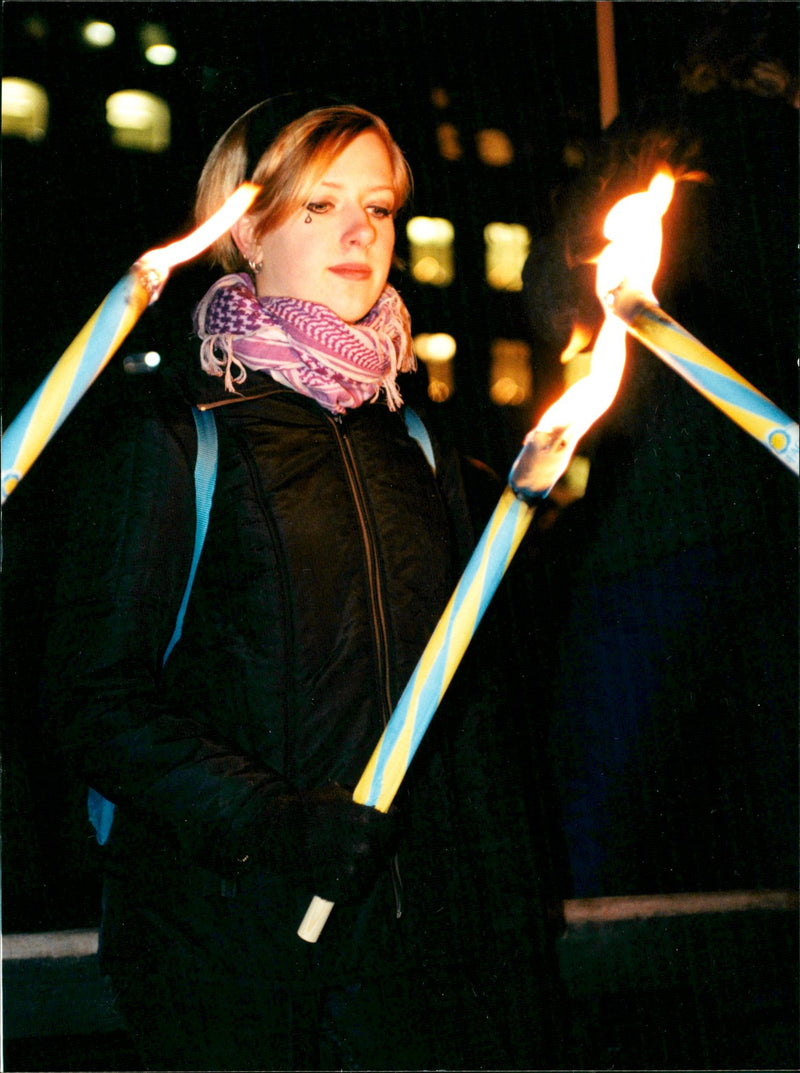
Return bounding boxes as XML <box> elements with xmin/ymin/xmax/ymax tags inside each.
<box><xmin>42</xmin><ymin>97</ymin><xmax>563</xmax><ymax>1070</ymax></box>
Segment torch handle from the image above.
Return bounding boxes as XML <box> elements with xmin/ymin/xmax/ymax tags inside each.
<box><xmin>611</xmin><ymin>291</ymin><xmax>799</xmax><ymax>475</ymax></box>
<box><xmin>297</xmin><ymin>896</ymin><xmax>336</xmax><ymax>943</ymax></box>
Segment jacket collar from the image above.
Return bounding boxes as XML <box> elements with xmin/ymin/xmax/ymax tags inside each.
<box><xmin>183</xmin><ymin>366</ymin><xmax>289</xmax><ymax>411</ymax></box>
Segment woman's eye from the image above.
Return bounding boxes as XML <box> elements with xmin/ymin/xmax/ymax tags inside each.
<box><xmin>304</xmin><ymin>200</ymin><xmax>393</xmax><ymax>219</ymax></box>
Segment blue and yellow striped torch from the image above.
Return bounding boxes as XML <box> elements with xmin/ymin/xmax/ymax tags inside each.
<box><xmin>297</xmin><ymin>437</ymin><xmax>568</xmax><ymax>941</ymax></box>
<box><xmin>1</xmin><ymin>183</ymin><xmax>260</xmax><ymax>505</ymax></box>
<box><xmin>595</xmin><ymin>170</ymin><xmax>798</xmax><ymax>474</ymax></box>
<box><xmin>604</xmin><ymin>287</ymin><xmax>798</xmax><ymax>474</ymax></box>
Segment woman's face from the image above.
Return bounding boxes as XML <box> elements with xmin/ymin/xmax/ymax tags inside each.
<box><xmin>253</xmin><ymin>131</ymin><xmax>397</xmax><ymax>323</ymax></box>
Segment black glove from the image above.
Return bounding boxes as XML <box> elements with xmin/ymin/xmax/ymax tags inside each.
<box><xmin>300</xmin><ymin>783</ymin><xmax>400</xmax><ymax>904</ymax></box>
<box><xmin>250</xmin><ymin>783</ymin><xmax>400</xmax><ymax>904</ymax></box>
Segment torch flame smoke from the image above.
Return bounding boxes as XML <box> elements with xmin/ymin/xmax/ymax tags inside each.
<box><xmin>527</xmin><ymin>171</ymin><xmax>675</xmax><ymax>456</ymax></box>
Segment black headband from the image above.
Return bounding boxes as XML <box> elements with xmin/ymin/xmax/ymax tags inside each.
<box><xmin>237</xmin><ymin>92</ymin><xmax>346</xmax><ymax>180</ymax></box>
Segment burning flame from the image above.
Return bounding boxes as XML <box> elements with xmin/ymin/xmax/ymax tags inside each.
<box><xmin>138</xmin><ymin>182</ymin><xmax>261</xmax><ymax>282</ymax></box>
<box><xmin>596</xmin><ymin>170</ymin><xmax>675</xmax><ymax>304</ymax></box>
<box><xmin>532</xmin><ymin>170</ymin><xmax>675</xmax><ymax>448</ymax></box>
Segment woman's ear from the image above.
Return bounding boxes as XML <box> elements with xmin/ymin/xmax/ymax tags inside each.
<box><xmin>230</xmin><ymin>214</ymin><xmax>257</xmax><ymax>259</ymax></box>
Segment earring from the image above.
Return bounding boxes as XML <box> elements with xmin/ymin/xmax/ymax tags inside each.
<box><xmin>304</xmin><ymin>213</ymin><xmax>312</xmax><ymax>224</ymax></box>
<box><xmin>247</xmin><ymin>254</ymin><xmax>263</xmax><ymax>274</ymax></box>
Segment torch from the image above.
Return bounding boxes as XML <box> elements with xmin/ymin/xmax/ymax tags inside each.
<box><xmin>296</xmin><ymin>179</ymin><xmax>675</xmax><ymax>944</ymax></box>
<box><xmin>1</xmin><ymin>183</ymin><xmax>261</xmax><ymax>505</ymax></box>
<box><xmin>597</xmin><ymin>173</ymin><xmax>798</xmax><ymax>476</ymax></box>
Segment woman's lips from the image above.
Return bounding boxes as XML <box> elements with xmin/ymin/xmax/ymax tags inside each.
<box><xmin>328</xmin><ymin>264</ymin><xmax>372</xmax><ymax>280</ymax></box>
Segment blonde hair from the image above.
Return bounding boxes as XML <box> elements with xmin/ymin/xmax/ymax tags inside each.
<box><xmin>195</xmin><ymin>102</ymin><xmax>412</xmax><ymax>272</ymax></box>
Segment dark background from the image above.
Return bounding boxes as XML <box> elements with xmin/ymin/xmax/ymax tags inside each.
<box><xmin>2</xmin><ymin>1</ymin><xmax>798</xmax><ymax>934</ymax></box>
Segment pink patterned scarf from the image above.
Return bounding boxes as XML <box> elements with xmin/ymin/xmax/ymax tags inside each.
<box><xmin>194</xmin><ymin>273</ymin><xmax>415</xmax><ymax>414</ymax></box>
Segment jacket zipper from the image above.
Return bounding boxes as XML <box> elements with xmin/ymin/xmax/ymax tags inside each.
<box><xmin>330</xmin><ymin>414</ymin><xmax>404</xmax><ymax>919</ymax></box>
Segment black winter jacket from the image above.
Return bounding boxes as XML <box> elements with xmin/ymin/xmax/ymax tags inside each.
<box><xmin>42</xmin><ymin>369</ymin><xmax>562</xmax><ymax>1043</ymax></box>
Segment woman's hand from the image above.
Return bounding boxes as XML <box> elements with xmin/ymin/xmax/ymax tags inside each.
<box><xmin>299</xmin><ymin>784</ymin><xmax>401</xmax><ymax>903</ymax></box>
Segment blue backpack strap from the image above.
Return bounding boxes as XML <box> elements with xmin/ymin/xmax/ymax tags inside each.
<box><xmin>163</xmin><ymin>408</ymin><xmax>218</xmax><ymax>661</ymax></box>
<box><xmin>89</xmin><ymin>407</ymin><xmax>218</xmax><ymax>844</ymax></box>
<box><xmin>87</xmin><ymin>786</ymin><xmax>116</xmax><ymax>847</ymax></box>
<box><xmin>404</xmin><ymin>407</ymin><xmax>436</xmax><ymax>474</ymax></box>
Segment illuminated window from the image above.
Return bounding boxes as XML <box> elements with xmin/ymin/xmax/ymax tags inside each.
<box><xmin>436</xmin><ymin>123</ymin><xmax>463</xmax><ymax>162</ymax></box>
<box><xmin>484</xmin><ymin>222</ymin><xmax>530</xmax><ymax>292</ymax></box>
<box><xmin>83</xmin><ymin>21</ymin><xmax>116</xmax><ymax>47</ymax></box>
<box><xmin>414</xmin><ymin>334</ymin><xmax>457</xmax><ymax>403</ymax></box>
<box><xmin>147</xmin><ymin>44</ymin><xmax>177</xmax><ymax>66</ymax></box>
<box><xmin>141</xmin><ymin>24</ymin><xmax>177</xmax><ymax>66</ymax></box>
<box><xmin>430</xmin><ymin>87</ymin><xmax>450</xmax><ymax>110</ymax></box>
<box><xmin>489</xmin><ymin>339</ymin><xmax>532</xmax><ymax>406</ymax></box>
<box><xmin>406</xmin><ymin>217</ymin><xmax>455</xmax><ymax>287</ymax></box>
<box><xmin>106</xmin><ymin>91</ymin><xmax>170</xmax><ymax>152</ymax></box>
<box><xmin>2</xmin><ymin>79</ymin><xmax>48</xmax><ymax>142</ymax></box>
<box><xmin>476</xmin><ymin>128</ymin><xmax>514</xmax><ymax>167</ymax></box>
<box><xmin>123</xmin><ymin>351</ymin><xmax>161</xmax><ymax>375</ymax></box>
